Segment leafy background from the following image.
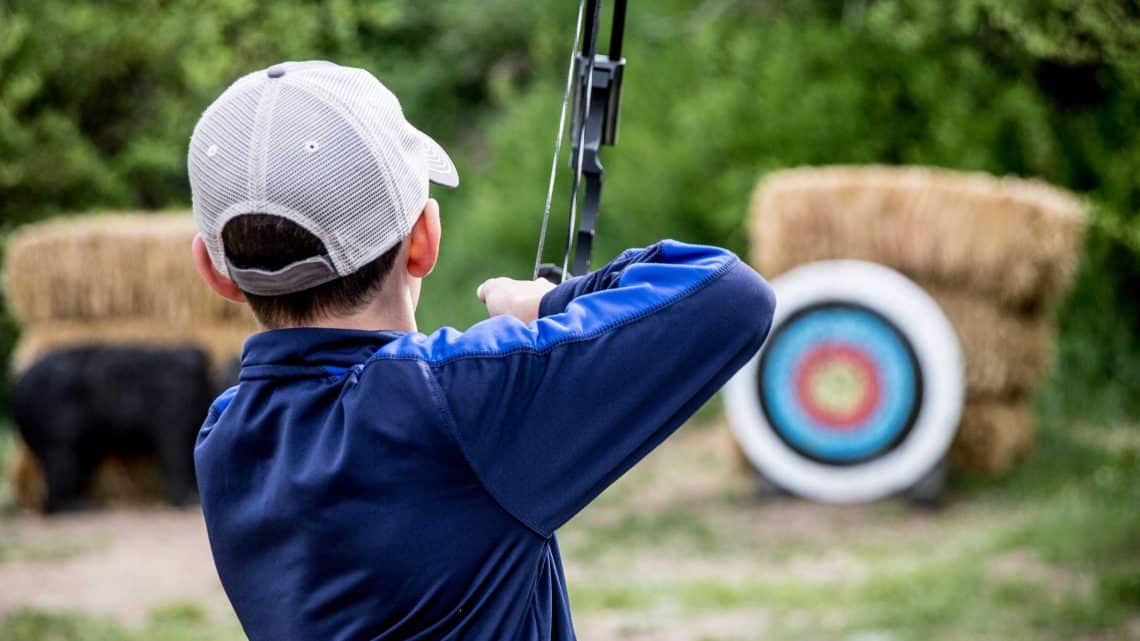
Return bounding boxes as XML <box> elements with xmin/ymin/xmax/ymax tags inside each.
<box><xmin>1</xmin><ymin>3</ymin><xmax>1139</xmax><ymax>640</ymax></box>
<box><xmin>1</xmin><ymin>0</ymin><xmax>1139</xmax><ymax>420</ymax></box>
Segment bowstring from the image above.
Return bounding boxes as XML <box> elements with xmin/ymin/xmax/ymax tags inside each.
<box><xmin>559</xmin><ymin>10</ymin><xmax>600</xmax><ymax>282</ymax></box>
<box><xmin>533</xmin><ymin>0</ymin><xmax>587</xmax><ymax>280</ymax></box>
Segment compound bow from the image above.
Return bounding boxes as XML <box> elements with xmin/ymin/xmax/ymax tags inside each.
<box><xmin>533</xmin><ymin>0</ymin><xmax>628</xmax><ymax>282</ymax></box>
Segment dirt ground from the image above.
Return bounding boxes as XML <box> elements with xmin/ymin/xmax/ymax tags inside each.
<box><xmin>0</xmin><ymin>425</ymin><xmax>867</xmax><ymax>620</ymax></box>
<box><xmin>0</xmin><ymin>508</ymin><xmax>230</xmax><ymax>625</ymax></box>
<box><xmin>0</xmin><ymin>422</ymin><xmax>1135</xmax><ymax>641</ymax></box>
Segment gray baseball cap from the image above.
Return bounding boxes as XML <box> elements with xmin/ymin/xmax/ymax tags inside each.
<box><xmin>188</xmin><ymin>60</ymin><xmax>458</xmax><ymax>296</ymax></box>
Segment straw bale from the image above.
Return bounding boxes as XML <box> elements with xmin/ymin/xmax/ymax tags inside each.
<box><xmin>723</xmin><ymin>398</ymin><xmax>1035</xmax><ymax>482</ymax></box>
<box><xmin>929</xmin><ymin>287</ymin><xmax>1055</xmax><ymax>397</ymax></box>
<box><xmin>6</xmin><ymin>438</ymin><xmax>44</xmax><ymax>511</ymax></box>
<box><xmin>6</xmin><ymin>319</ymin><xmax>253</xmax><ymax>511</ymax></box>
<box><xmin>10</xmin><ymin>318</ymin><xmax>256</xmax><ymax>377</ymax></box>
<box><xmin>6</xmin><ymin>437</ymin><xmax>165</xmax><ymax>512</ymax></box>
<box><xmin>726</xmin><ymin>428</ymin><xmax>754</xmax><ymax>473</ymax></box>
<box><xmin>5</xmin><ymin>212</ymin><xmax>253</xmax><ymax>325</ymax></box>
<box><xmin>749</xmin><ymin>166</ymin><xmax>1086</xmax><ymax>312</ymax></box>
<box><xmin>950</xmin><ymin>398</ymin><xmax>1036</xmax><ymax>475</ymax></box>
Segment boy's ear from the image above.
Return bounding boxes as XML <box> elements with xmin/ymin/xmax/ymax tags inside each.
<box><xmin>406</xmin><ymin>198</ymin><xmax>441</xmax><ymax>279</ymax></box>
<box><xmin>192</xmin><ymin>234</ymin><xmax>246</xmax><ymax>303</ymax></box>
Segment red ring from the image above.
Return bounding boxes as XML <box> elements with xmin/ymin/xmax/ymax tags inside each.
<box><xmin>793</xmin><ymin>343</ymin><xmax>882</xmax><ymax>430</ymax></box>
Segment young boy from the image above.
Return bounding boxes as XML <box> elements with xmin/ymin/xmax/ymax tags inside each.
<box><xmin>189</xmin><ymin>61</ymin><xmax>775</xmax><ymax>641</ymax></box>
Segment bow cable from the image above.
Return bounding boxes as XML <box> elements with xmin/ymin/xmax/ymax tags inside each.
<box><xmin>533</xmin><ymin>0</ymin><xmax>626</xmax><ymax>282</ymax></box>
<box><xmin>560</xmin><ymin>1</ymin><xmax>603</xmax><ymax>280</ymax></box>
<box><xmin>533</xmin><ymin>0</ymin><xmax>588</xmax><ymax>280</ymax></box>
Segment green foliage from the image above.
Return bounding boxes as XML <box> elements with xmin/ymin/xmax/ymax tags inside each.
<box><xmin>968</xmin><ymin>0</ymin><xmax>1140</xmax><ymax>74</ymax></box>
<box><xmin>0</xmin><ymin>0</ymin><xmax>1138</xmax><ymax>417</ymax></box>
<box><xmin>0</xmin><ymin>0</ymin><xmax>567</xmax><ymax>222</ymax></box>
<box><xmin>1042</xmin><ymin>229</ymin><xmax>1140</xmax><ymax>419</ymax></box>
<box><xmin>422</xmin><ymin>1</ymin><xmax>1140</xmax><ymax>417</ymax></box>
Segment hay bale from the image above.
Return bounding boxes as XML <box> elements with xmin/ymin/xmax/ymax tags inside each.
<box><xmin>749</xmin><ymin>166</ymin><xmax>1086</xmax><ymax>312</ymax></box>
<box><xmin>6</xmin><ymin>438</ymin><xmax>44</xmax><ymax>512</ymax></box>
<box><xmin>720</xmin><ymin>285</ymin><xmax>1054</xmax><ymax>481</ymax></box>
<box><xmin>950</xmin><ymin>398</ymin><xmax>1036</xmax><ymax>475</ymax></box>
<box><xmin>6</xmin><ymin>437</ymin><xmax>166</xmax><ymax>512</ymax></box>
<box><xmin>930</xmin><ymin>287</ymin><xmax>1054</xmax><ymax>397</ymax></box>
<box><xmin>6</xmin><ymin>323</ymin><xmax>251</xmax><ymax>512</ymax></box>
<box><xmin>10</xmin><ymin>319</ymin><xmax>255</xmax><ymax>377</ymax></box>
<box><xmin>4</xmin><ymin>212</ymin><xmax>257</xmax><ymax>512</ymax></box>
<box><xmin>5</xmin><ymin>212</ymin><xmax>253</xmax><ymax>325</ymax></box>
<box><xmin>725</xmin><ymin>397</ymin><xmax>1036</xmax><ymax>481</ymax></box>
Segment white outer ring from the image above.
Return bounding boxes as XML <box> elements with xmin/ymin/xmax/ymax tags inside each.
<box><xmin>725</xmin><ymin>260</ymin><xmax>965</xmax><ymax>503</ymax></box>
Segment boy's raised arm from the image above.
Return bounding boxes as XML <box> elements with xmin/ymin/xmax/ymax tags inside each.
<box><xmin>425</xmin><ymin>240</ymin><xmax>775</xmax><ymax>537</ymax></box>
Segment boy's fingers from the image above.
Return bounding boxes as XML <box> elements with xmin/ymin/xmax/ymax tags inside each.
<box><xmin>477</xmin><ymin>278</ymin><xmax>507</xmax><ymax>304</ymax></box>
<box><xmin>476</xmin><ymin>279</ymin><xmax>501</xmax><ymax>302</ymax></box>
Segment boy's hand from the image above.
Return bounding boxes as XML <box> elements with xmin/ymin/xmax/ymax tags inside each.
<box><xmin>477</xmin><ymin>277</ymin><xmax>556</xmax><ymax>324</ymax></box>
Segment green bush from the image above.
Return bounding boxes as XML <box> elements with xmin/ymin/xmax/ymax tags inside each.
<box><xmin>0</xmin><ymin>0</ymin><xmax>569</xmax><ymax>222</ymax></box>
<box><xmin>424</xmin><ymin>1</ymin><xmax>1140</xmax><ymax>418</ymax></box>
<box><xmin>1</xmin><ymin>0</ymin><xmax>1138</xmax><ymax>419</ymax></box>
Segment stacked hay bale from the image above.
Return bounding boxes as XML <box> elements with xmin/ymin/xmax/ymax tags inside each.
<box><xmin>748</xmin><ymin>166</ymin><xmax>1085</xmax><ymax>475</ymax></box>
<box><xmin>4</xmin><ymin>212</ymin><xmax>259</xmax><ymax>509</ymax></box>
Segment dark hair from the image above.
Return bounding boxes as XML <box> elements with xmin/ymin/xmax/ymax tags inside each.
<box><xmin>221</xmin><ymin>214</ymin><xmax>401</xmax><ymax>329</ymax></box>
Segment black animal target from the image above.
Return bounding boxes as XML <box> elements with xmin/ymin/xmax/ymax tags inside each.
<box><xmin>725</xmin><ymin>261</ymin><xmax>964</xmax><ymax>502</ymax></box>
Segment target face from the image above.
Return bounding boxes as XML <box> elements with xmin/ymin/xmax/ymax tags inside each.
<box><xmin>725</xmin><ymin>261</ymin><xmax>964</xmax><ymax>503</ymax></box>
<box><xmin>760</xmin><ymin>303</ymin><xmax>922</xmax><ymax>465</ymax></box>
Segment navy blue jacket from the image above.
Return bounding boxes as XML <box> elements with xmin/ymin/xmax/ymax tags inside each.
<box><xmin>196</xmin><ymin>240</ymin><xmax>775</xmax><ymax>641</ymax></box>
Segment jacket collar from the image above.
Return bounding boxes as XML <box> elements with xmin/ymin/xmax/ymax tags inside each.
<box><xmin>240</xmin><ymin>328</ymin><xmax>405</xmax><ymax>380</ymax></box>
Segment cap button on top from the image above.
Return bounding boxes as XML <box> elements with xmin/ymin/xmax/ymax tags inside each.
<box><xmin>266</xmin><ymin>66</ymin><xmax>286</xmax><ymax>79</ymax></box>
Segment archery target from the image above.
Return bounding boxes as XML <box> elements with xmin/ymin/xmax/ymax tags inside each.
<box><xmin>725</xmin><ymin>260</ymin><xmax>964</xmax><ymax>503</ymax></box>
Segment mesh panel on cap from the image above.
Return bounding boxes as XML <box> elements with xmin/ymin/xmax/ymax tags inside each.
<box><xmin>291</xmin><ymin>66</ymin><xmax>429</xmax><ymax>248</ymax></box>
<box><xmin>189</xmin><ymin>79</ymin><xmax>266</xmax><ymax>276</ymax></box>
<box><xmin>263</xmin><ymin>83</ymin><xmax>407</xmax><ymax>274</ymax></box>
<box><xmin>189</xmin><ymin>61</ymin><xmax>448</xmax><ymax>288</ymax></box>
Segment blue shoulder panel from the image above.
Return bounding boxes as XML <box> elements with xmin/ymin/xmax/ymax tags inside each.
<box><xmin>367</xmin><ymin>240</ymin><xmax>738</xmax><ymax>365</ymax></box>
<box><xmin>207</xmin><ymin>384</ymin><xmax>241</xmax><ymax>421</ymax></box>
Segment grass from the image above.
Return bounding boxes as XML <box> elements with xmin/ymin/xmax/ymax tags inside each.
<box><xmin>0</xmin><ymin>604</ymin><xmax>244</xmax><ymax>641</ymax></box>
<box><xmin>0</xmin><ymin>412</ymin><xmax>1136</xmax><ymax>640</ymax></box>
<box><xmin>0</xmin><ymin>535</ymin><xmax>99</xmax><ymax>563</ymax></box>
<box><xmin>560</xmin><ymin>413</ymin><xmax>1140</xmax><ymax>640</ymax></box>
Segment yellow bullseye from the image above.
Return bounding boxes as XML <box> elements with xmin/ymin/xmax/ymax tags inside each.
<box><xmin>808</xmin><ymin>360</ymin><xmax>868</xmax><ymax>415</ymax></box>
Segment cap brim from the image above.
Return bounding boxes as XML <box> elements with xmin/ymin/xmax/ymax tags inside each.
<box><xmin>418</xmin><ymin>130</ymin><xmax>459</xmax><ymax>188</ymax></box>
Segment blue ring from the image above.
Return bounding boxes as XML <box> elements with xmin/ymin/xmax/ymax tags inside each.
<box><xmin>758</xmin><ymin>303</ymin><xmax>922</xmax><ymax>465</ymax></box>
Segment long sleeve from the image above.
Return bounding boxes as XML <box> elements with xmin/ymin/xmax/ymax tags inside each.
<box><xmin>422</xmin><ymin>240</ymin><xmax>776</xmax><ymax>536</ymax></box>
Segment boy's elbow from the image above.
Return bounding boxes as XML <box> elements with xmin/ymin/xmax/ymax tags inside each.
<box><xmin>716</xmin><ymin>260</ymin><xmax>777</xmax><ymax>344</ymax></box>
<box><xmin>750</xmin><ymin>276</ymin><xmax>777</xmax><ymax>342</ymax></box>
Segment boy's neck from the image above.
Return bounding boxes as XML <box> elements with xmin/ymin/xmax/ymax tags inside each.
<box><xmin>304</xmin><ymin>312</ymin><xmax>416</xmax><ymax>333</ymax></box>
<box><xmin>295</xmin><ymin>288</ymin><xmax>418</xmax><ymax>334</ymax></box>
